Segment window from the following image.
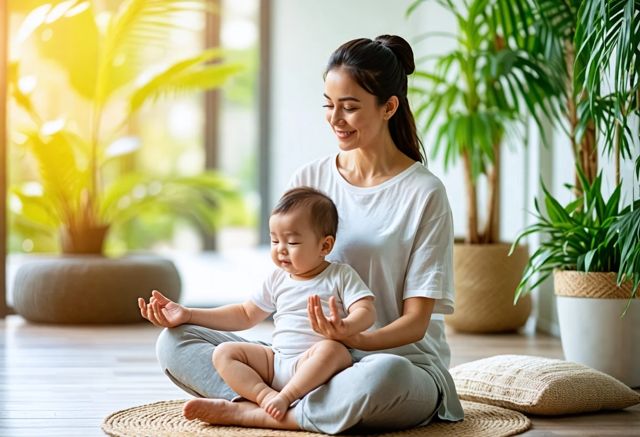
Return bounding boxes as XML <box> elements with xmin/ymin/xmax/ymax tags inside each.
<box><xmin>4</xmin><ymin>0</ymin><xmax>268</xmax><ymax>308</ymax></box>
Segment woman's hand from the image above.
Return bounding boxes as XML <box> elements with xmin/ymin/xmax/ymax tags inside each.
<box><xmin>307</xmin><ymin>295</ymin><xmax>352</xmax><ymax>340</ymax></box>
<box><xmin>138</xmin><ymin>290</ymin><xmax>192</xmax><ymax>328</ymax></box>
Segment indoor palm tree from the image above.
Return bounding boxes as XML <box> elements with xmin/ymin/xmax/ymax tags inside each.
<box><xmin>8</xmin><ymin>0</ymin><xmax>244</xmax><ymax>255</ymax></box>
<box><xmin>509</xmin><ymin>0</ymin><xmax>639</xmax><ymax>386</ymax></box>
<box><xmin>408</xmin><ymin>0</ymin><xmax>563</xmax><ymax>245</ymax></box>
<box><xmin>512</xmin><ymin>0</ymin><xmax>639</xmax><ymax>300</ymax></box>
<box><xmin>407</xmin><ymin>0</ymin><xmax>563</xmax><ymax>332</ymax></box>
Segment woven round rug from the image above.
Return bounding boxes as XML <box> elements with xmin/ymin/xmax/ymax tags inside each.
<box><xmin>101</xmin><ymin>399</ymin><xmax>530</xmax><ymax>437</ymax></box>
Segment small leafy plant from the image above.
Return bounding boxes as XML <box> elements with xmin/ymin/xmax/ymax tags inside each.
<box><xmin>511</xmin><ymin>167</ymin><xmax>638</xmax><ymax>303</ymax></box>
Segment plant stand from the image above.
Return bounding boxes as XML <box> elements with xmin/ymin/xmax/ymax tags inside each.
<box><xmin>12</xmin><ymin>255</ymin><xmax>181</xmax><ymax>324</ymax></box>
<box><xmin>555</xmin><ymin>271</ymin><xmax>640</xmax><ymax>387</ymax></box>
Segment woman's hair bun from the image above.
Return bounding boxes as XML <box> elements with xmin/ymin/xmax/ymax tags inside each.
<box><xmin>374</xmin><ymin>34</ymin><xmax>415</xmax><ymax>75</ymax></box>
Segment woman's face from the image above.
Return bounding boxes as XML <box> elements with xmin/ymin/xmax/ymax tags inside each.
<box><xmin>323</xmin><ymin>67</ymin><xmax>388</xmax><ymax>152</ymax></box>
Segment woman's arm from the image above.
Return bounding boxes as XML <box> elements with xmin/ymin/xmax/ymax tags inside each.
<box><xmin>344</xmin><ymin>297</ymin><xmax>435</xmax><ymax>351</ymax></box>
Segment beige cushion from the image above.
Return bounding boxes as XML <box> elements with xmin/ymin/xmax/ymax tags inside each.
<box><xmin>450</xmin><ymin>354</ymin><xmax>640</xmax><ymax>415</ymax></box>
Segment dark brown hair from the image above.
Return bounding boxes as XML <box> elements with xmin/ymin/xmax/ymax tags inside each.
<box><xmin>324</xmin><ymin>34</ymin><xmax>425</xmax><ymax>163</ymax></box>
<box><xmin>272</xmin><ymin>187</ymin><xmax>339</xmax><ymax>238</ymax></box>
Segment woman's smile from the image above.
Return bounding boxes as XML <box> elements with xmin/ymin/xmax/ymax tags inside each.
<box><xmin>334</xmin><ymin>129</ymin><xmax>355</xmax><ymax>139</ymax></box>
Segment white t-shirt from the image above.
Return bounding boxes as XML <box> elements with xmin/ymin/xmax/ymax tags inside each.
<box><xmin>289</xmin><ymin>154</ymin><xmax>455</xmax><ymax>364</ymax></box>
<box><xmin>251</xmin><ymin>262</ymin><xmax>374</xmax><ymax>357</ymax></box>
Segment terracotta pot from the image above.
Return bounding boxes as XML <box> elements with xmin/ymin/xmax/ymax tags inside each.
<box><xmin>554</xmin><ymin>270</ymin><xmax>639</xmax><ymax>387</ymax></box>
<box><xmin>60</xmin><ymin>225</ymin><xmax>109</xmax><ymax>254</ymax></box>
<box><xmin>445</xmin><ymin>243</ymin><xmax>531</xmax><ymax>333</ymax></box>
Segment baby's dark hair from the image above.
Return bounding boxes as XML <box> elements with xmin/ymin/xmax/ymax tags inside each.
<box><xmin>272</xmin><ymin>187</ymin><xmax>338</xmax><ymax>239</ymax></box>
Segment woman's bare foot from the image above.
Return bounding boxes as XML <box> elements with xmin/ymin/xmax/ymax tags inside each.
<box><xmin>183</xmin><ymin>399</ymin><xmax>236</xmax><ymax>424</ymax></box>
<box><xmin>262</xmin><ymin>393</ymin><xmax>290</xmax><ymax>420</ymax></box>
<box><xmin>182</xmin><ymin>398</ymin><xmax>299</xmax><ymax>430</ymax></box>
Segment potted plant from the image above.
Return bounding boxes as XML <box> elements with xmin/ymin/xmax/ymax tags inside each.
<box><xmin>7</xmin><ymin>0</ymin><xmax>244</xmax><ymax>323</ymax></box>
<box><xmin>511</xmin><ymin>0</ymin><xmax>639</xmax><ymax>386</ymax></box>
<box><xmin>407</xmin><ymin>0</ymin><xmax>563</xmax><ymax>332</ymax></box>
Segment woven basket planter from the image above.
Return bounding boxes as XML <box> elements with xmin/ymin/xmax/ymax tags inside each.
<box><xmin>446</xmin><ymin>243</ymin><xmax>531</xmax><ymax>333</ymax></box>
<box><xmin>554</xmin><ymin>270</ymin><xmax>639</xmax><ymax>387</ymax></box>
<box><xmin>554</xmin><ymin>270</ymin><xmax>634</xmax><ymax>299</ymax></box>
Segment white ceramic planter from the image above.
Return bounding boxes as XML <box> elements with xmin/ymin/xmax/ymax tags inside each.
<box><xmin>556</xmin><ymin>296</ymin><xmax>640</xmax><ymax>387</ymax></box>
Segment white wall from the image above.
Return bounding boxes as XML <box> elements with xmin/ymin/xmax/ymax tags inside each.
<box><xmin>269</xmin><ymin>0</ymin><xmax>429</xmax><ymax>200</ymax></box>
<box><xmin>269</xmin><ymin>0</ymin><xmax>529</xmax><ymax>241</ymax></box>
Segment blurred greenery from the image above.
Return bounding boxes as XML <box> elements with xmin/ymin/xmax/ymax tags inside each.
<box><xmin>7</xmin><ymin>0</ymin><xmax>253</xmax><ymax>255</ymax></box>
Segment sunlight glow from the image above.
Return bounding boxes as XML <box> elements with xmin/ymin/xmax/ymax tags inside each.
<box><xmin>45</xmin><ymin>0</ymin><xmax>77</xmax><ymax>24</ymax></box>
<box><xmin>41</xmin><ymin>118</ymin><xmax>65</xmax><ymax>136</ymax></box>
<box><xmin>65</xmin><ymin>2</ymin><xmax>91</xmax><ymax>18</ymax></box>
<box><xmin>22</xmin><ymin>182</ymin><xmax>44</xmax><ymax>196</ymax></box>
<box><xmin>17</xmin><ymin>76</ymin><xmax>37</xmax><ymax>94</ymax></box>
<box><xmin>105</xmin><ymin>136</ymin><xmax>140</xmax><ymax>159</ymax></box>
<box><xmin>222</xmin><ymin>20</ymin><xmax>256</xmax><ymax>50</ymax></box>
<box><xmin>16</xmin><ymin>4</ymin><xmax>51</xmax><ymax>43</ymax></box>
<box><xmin>168</xmin><ymin>102</ymin><xmax>199</xmax><ymax>139</ymax></box>
<box><xmin>9</xmin><ymin>194</ymin><xmax>23</xmax><ymax>213</ymax></box>
<box><xmin>22</xmin><ymin>239</ymin><xmax>34</xmax><ymax>252</ymax></box>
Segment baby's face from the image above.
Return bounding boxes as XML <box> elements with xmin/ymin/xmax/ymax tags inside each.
<box><xmin>269</xmin><ymin>209</ymin><xmax>327</xmax><ymax>279</ymax></box>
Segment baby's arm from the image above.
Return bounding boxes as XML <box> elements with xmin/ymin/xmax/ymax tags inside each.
<box><xmin>307</xmin><ymin>295</ymin><xmax>375</xmax><ymax>340</ymax></box>
<box><xmin>140</xmin><ymin>289</ymin><xmax>270</xmax><ymax>331</ymax></box>
<box><xmin>189</xmin><ymin>300</ymin><xmax>271</xmax><ymax>331</ymax></box>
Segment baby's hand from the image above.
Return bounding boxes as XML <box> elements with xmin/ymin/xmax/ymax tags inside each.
<box><xmin>307</xmin><ymin>295</ymin><xmax>350</xmax><ymax>340</ymax></box>
<box><xmin>138</xmin><ymin>290</ymin><xmax>191</xmax><ymax>328</ymax></box>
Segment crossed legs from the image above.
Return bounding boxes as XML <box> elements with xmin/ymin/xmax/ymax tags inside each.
<box><xmin>183</xmin><ymin>339</ymin><xmax>352</xmax><ymax>423</ymax></box>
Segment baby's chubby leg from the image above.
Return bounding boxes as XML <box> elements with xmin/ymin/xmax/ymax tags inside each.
<box><xmin>264</xmin><ymin>340</ymin><xmax>353</xmax><ymax>421</ymax></box>
<box><xmin>208</xmin><ymin>342</ymin><xmax>278</xmax><ymax>407</ymax></box>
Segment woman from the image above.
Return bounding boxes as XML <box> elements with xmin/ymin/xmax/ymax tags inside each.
<box><xmin>141</xmin><ymin>34</ymin><xmax>464</xmax><ymax>433</ymax></box>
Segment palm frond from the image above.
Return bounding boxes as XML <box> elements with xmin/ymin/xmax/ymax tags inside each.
<box><xmin>129</xmin><ymin>48</ymin><xmax>243</xmax><ymax>113</ymax></box>
<box><xmin>96</xmin><ymin>0</ymin><xmax>216</xmax><ymax>106</ymax></box>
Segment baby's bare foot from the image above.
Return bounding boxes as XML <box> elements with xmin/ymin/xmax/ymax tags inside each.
<box><xmin>263</xmin><ymin>393</ymin><xmax>290</xmax><ymax>421</ymax></box>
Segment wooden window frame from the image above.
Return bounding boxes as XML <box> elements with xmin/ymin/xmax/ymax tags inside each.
<box><xmin>1</xmin><ymin>0</ymin><xmax>9</xmax><ymax>317</ymax></box>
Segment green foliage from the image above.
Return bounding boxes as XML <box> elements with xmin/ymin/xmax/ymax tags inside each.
<box><xmin>508</xmin><ymin>0</ymin><xmax>640</xmax><ymax>301</ymax></box>
<box><xmin>512</xmin><ymin>167</ymin><xmax>639</xmax><ymax>303</ymax></box>
<box><xmin>8</xmin><ymin>0</ymin><xmax>246</xmax><ymax>254</ymax></box>
<box><xmin>607</xmin><ymin>206</ymin><xmax>640</xmax><ymax>300</ymax></box>
<box><xmin>407</xmin><ymin>0</ymin><xmax>564</xmax><ymax>243</ymax></box>
<box><xmin>575</xmin><ymin>0</ymin><xmax>640</xmax><ymax>167</ymax></box>
<box><xmin>409</xmin><ymin>0</ymin><xmax>562</xmax><ymax>177</ymax></box>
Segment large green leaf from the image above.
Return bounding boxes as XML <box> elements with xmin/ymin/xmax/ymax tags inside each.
<box><xmin>17</xmin><ymin>1</ymin><xmax>100</xmax><ymax>100</ymax></box>
<box><xmin>129</xmin><ymin>49</ymin><xmax>244</xmax><ymax>113</ymax></box>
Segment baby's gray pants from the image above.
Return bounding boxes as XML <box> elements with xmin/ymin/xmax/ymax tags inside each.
<box><xmin>156</xmin><ymin>325</ymin><xmax>440</xmax><ymax>434</ymax></box>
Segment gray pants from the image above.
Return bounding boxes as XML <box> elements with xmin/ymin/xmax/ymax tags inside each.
<box><xmin>156</xmin><ymin>325</ymin><xmax>440</xmax><ymax>434</ymax></box>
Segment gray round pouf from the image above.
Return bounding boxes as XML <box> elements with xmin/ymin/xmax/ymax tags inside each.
<box><xmin>13</xmin><ymin>255</ymin><xmax>181</xmax><ymax>324</ymax></box>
